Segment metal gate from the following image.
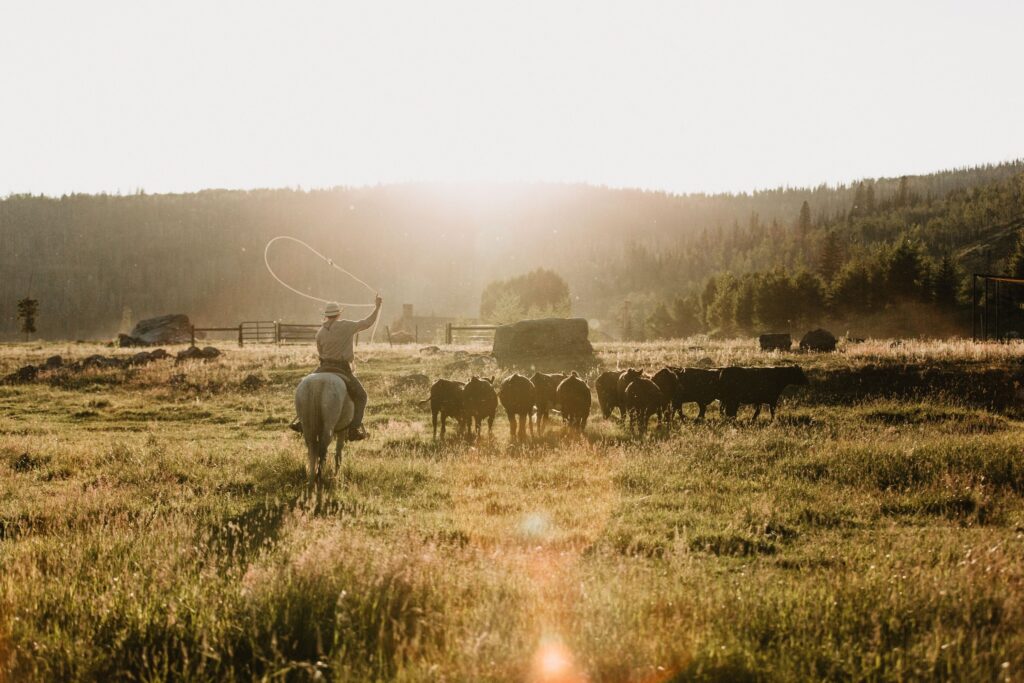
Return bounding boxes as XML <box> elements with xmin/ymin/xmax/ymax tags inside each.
<box><xmin>276</xmin><ymin>323</ymin><xmax>319</xmax><ymax>344</ymax></box>
<box><xmin>239</xmin><ymin>321</ymin><xmax>277</xmax><ymax>345</ymax></box>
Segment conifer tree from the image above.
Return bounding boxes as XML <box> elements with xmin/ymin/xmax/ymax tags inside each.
<box><xmin>17</xmin><ymin>297</ymin><xmax>38</xmax><ymax>341</ymax></box>
<box><xmin>933</xmin><ymin>253</ymin><xmax>959</xmax><ymax>308</ymax></box>
<box><xmin>797</xmin><ymin>201</ymin><xmax>811</xmax><ymax>238</ymax></box>
<box><xmin>887</xmin><ymin>240</ymin><xmax>924</xmax><ymax>298</ymax></box>
<box><xmin>864</xmin><ymin>182</ymin><xmax>876</xmax><ymax>214</ymax></box>
<box><xmin>895</xmin><ymin>176</ymin><xmax>910</xmax><ymax>208</ymax></box>
<box><xmin>1009</xmin><ymin>230</ymin><xmax>1024</xmax><ymax>279</ymax></box>
<box><xmin>818</xmin><ymin>230</ymin><xmax>843</xmax><ymax>282</ymax></box>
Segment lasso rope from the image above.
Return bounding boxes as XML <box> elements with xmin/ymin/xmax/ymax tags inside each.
<box><xmin>264</xmin><ymin>235</ymin><xmax>381</xmax><ymax>343</ymax></box>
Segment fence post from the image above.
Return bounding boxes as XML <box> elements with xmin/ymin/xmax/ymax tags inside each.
<box><xmin>972</xmin><ymin>275</ymin><xmax>977</xmax><ymax>342</ymax></box>
<box><xmin>190</xmin><ymin>325</ymin><xmax>196</xmax><ymax>348</ymax></box>
<box><xmin>446</xmin><ymin>323</ymin><xmax>452</xmax><ymax>345</ymax></box>
<box><xmin>415</xmin><ymin>325</ymin><xmax>418</xmax><ymax>344</ymax></box>
<box><xmin>238</xmin><ymin>324</ymin><xmax>244</xmax><ymax>348</ymax></box>
<box><xmin>275</xmin><ymin>321</ymin><xmax>280</xmax><ymax>345</ymax></box>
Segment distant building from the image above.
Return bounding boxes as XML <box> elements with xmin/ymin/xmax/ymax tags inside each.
<box><xmin>391</xmin><ymin>304</ymin><xmax>462</xmax><ymax>344</ymax></box>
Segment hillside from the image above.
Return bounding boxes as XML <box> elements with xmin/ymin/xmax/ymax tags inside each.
<box><xmin>1</xmin><ymin>160</ymin><xmax>1022</xmax><ymax>340</ymax></box>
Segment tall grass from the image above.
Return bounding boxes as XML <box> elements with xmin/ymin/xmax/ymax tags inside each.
<box><xmin>1</xmin><ymin>339</ymin><xmax>1022</xmax><ymax>680</ymax></box>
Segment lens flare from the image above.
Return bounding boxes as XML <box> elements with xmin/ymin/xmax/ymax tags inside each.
<box><xmin>519</xmin><ymin>512</ymin><xmax>551</xmax><ymax>539</ymax></box>
<box><xmin>532</xmin><ymin>636</ymin><xmax>584</xmax><ymax>682</ymax></box>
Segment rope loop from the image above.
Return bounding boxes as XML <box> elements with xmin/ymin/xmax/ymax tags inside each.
<box><xmin>264</xmin><ymin>236</ymin><xmax>381</xmax><ymax>342</ymax></box>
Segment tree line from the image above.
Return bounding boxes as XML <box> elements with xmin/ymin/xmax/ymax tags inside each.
<box><xmin>1</xmin><ymin>160</ymin><xmax>1022</xmax><ymax>339</ymax></box>
<box><xmin>628</xmin><ymin>167</ymin><xmax>1024</xmax><ymax>339</ymax></box>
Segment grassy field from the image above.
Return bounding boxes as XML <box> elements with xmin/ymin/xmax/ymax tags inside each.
<box><xmin>1</xmin><ymin>338</ymin><xmax>1022</xmax><ymax>681</ymax></box>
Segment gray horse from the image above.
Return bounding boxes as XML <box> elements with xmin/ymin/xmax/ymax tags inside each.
<box><xmin>295</xmin><ymin>373</ymin><xmax>355</xmax><ymax>492</ymax></box>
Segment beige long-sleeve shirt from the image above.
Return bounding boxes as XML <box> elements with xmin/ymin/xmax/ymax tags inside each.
<box><xmin>316</xmin><ymin>307</ymin><xmax>379</xmax><ymax>363</ymax></box>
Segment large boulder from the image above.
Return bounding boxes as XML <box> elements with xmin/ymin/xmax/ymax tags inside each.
<box><xmin>492</xmin><ymin>318</ymin><xmax>594</xmax><ymax>366</ymax></box>
<box><xmin>389</xmin><ymin>330</ymin><xmax>416</xmax><ymax>344</ymax></box>
<box><xmin>800</xmin><ymin>328</ymin><xmax>838</xmax><ymax>352</ymax></box>
<box><xmin>121</xmin><ymin>314</ymin><xmax>193</xmax><ymax>346</ymax></box>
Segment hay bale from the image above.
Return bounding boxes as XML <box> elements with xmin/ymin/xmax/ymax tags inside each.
<box><xmin>492</xmin><ymin>317</ymin><xmax>594</xmax><ymax>366</ymax></box>
<box><xmin>759</xmin><ymin>333</ymin><xmax>792</xmax><ymax>351</ymax></box>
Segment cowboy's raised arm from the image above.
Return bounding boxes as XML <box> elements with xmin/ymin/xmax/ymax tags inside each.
<box><xmin>355</xmin><ymin>294</ymin><xmax>382</xmax><ymax>332</ymax></box>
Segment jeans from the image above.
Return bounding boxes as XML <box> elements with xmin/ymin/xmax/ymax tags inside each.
<box><xmin>346</xmin><ymin>373</ymin><xmax>368</xmax><ymax>428</ymax></box>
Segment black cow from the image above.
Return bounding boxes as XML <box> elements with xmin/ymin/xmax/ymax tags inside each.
<box><xmin>556</xmin><ymin>372</ymin><xmax>591</xmax><ymax>432</ymax></box>
<box><xmin>530</xmin><ymin>371</ymin><xmax>566</xmax><ymax>434</ymax></box>
<box><xmin>499</xmin><ymin>373</ymin><xmax>536</xmax><ymax>441</ymax></box>
<box><xmin>595</xmin><ymin>371</ymin><xmax>623</xmax><ymax>419</ymax></box>
<box><xmin>651</xmin><ymin>368</ymin><xmax>680</xmax><ymax>423</ymax></box>
<box><xmin>623</xmin><ymin>377</ymin><xmax>668</xmax><ymax>434</ymax></box>
<box><xmin>462</xmin><ymin>376</ymin><xmax>497</xmax><ymax>437</ymax></box>
<box><xmin>717</xmin><ymin>366</ymin><xmax>808</xmax><ymax>420</ymax></box>
<box><xmin>673</xmin><ymin>368</ymin><xmax>721</xmax><ymax>419</ymax></box>
<box><xmin>615</xmin><ymin>368</ymin><xmax>645</xmax><ymax>406</ymax></box>
<box><xmin>420</xmin><ymin>379</ymin><xmax>465</xmax><ymax>439</ymax></box>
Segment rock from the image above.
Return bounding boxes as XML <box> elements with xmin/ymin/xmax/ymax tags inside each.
<box><xmin>199</xmin><ymin>346</ymin><xmax>222</xmax><ymax>359</ymax></box>
<box><xmin>758</xmin><ymin>333</ymin><xmax>792</xmax><ymax>351</ymax></box>
<box><xmin>123</xmin><ymin>314</ymin><xmax>193</xmax><ymax>346</ymax></box>
<box><xmin>491</xmin><ymin>318</ymin><xmax>594</xmax><ymax>365</ymax></box>
<box><xmin>43</xmin><ymin>355</ymin><xmax>63</xmax><ymax>370</ymax></box>
<box><xmin>800</xmin><ymin>328</ymin><xmax>838</xmax><ymax>352</ymax></box>
<box><xmin>128</xmin><ymin>351</ymin><xmax>154</xmax><ymax>366</ymax></box>
<box><xmin>176</xmin><ymin>346</ymin><xmax>222</xmax><ymax>363</ymax></box>
<box><xmin>123</xmin><ymin>349</ymin><xmax>171</xmax><ymax>366</ymax></box>
<box><xmin>82</xmin><ymin>355</ymin><xmax>125</xmax><ymax>369</ymax></box>
<box><xmin>3</xmin><ymin>365</ymin><xmax>39</xmax><ymax>384</ymax></box>
<box><xmin>444</xmin><ymin>360</ymin><xmax>471</xmax><ymax>373</ymax></box>
<box><xmin>175</xmin><ymin>347</ymin><xmax>205</xmax><ymax>363</ymax></box>
<box><xmin>239</xmin><ymin>374</ymin><xmax>265</xmax><ymax>391</ymax></box>
<box><xmin>695</xmin><ymin>357</ymin><xmax>715</xmax><ymax>368</ymax></box>
<box><xmin>117</xmin><ymin>333</ymin><xmax>144</xmax><ymax>347</ymax></box>
<box><xmin>419</xmin><ymin>345</ymin><xmax>441</xmax><ymax>355</ymax></box>
<box><xmin>389</xmin><ymin>330</ymin><xmax>415</xmax><ymax>344</ymax></box>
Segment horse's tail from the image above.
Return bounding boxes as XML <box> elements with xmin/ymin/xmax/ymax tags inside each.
<box><xmin>297</xmin><ymin>378</ymin><xmax>329</xmax><ymax>481</ymax></box>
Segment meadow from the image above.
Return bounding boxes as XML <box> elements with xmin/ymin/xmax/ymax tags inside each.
<box><xmin>1</xmin><ymin>338</ymin><xmax>1022</xmax><ymax>682</ymax></box>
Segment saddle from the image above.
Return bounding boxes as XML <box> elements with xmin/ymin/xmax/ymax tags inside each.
<box><xmin>313</xmin><ymin>361</ymin><xmax>357</xmax><ymax>399</ymax></box>
<box><xmin>313</xmin><ymin>364</ymin><xmax>351</xmax><ymax>378</ymax></box>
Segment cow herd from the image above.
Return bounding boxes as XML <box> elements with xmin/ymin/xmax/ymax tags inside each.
<box><xmin>419</xmin><ymin>365</ymin><xmax>809</xmax><ymax>440</ymax></box>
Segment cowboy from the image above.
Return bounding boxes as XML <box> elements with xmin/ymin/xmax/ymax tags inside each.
<box><xmin>290</xmin><ymin>294</ymin><xmax>382</xmax><ymax>440</ymax></box>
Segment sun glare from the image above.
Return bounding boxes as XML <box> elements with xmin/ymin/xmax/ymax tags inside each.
<box><xmin>532</xmin><ymin>636</ymin><xmax>583</xmax><ymax>683</ymax></box>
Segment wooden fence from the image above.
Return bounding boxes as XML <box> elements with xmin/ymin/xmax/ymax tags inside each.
<box><xmin>190</xmin><ymin>321</ymin><xmax>321</xmax><ymax>347</ymax></box>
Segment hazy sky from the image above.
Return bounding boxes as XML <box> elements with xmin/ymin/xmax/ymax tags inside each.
<box><xmin>3</xmin><ymin>0</ymin><xmax>1023</xmax><ymax>196</ymax></box>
